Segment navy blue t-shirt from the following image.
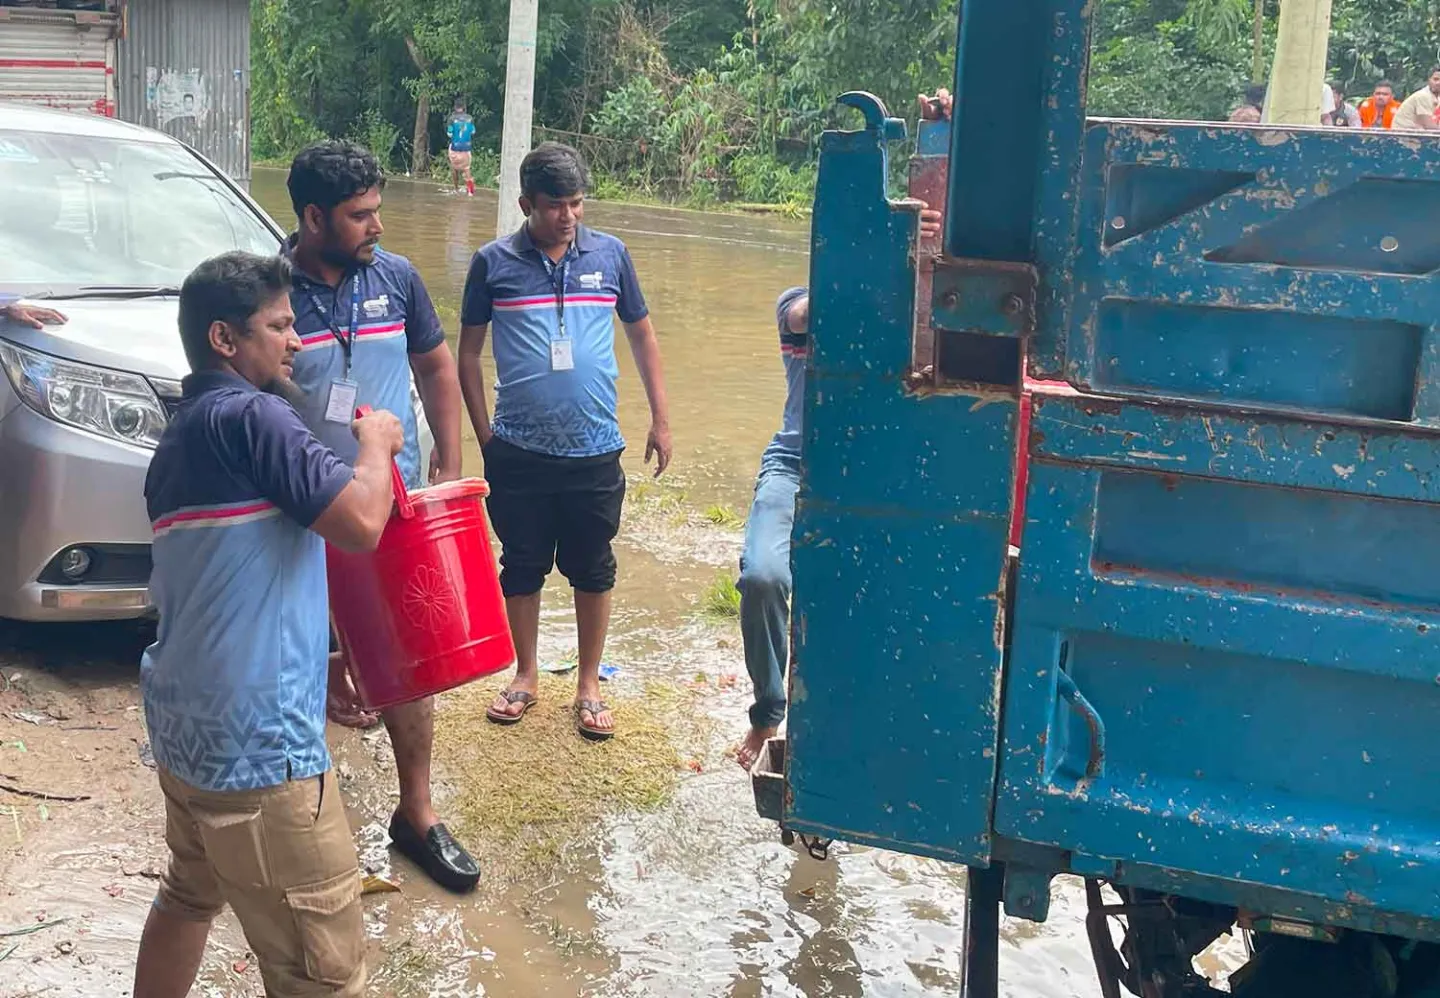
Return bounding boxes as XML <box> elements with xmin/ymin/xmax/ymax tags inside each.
<box><xmin>141</xmin><ymin>370</ymin><xmax>353</xmax><ymax>791</ymax></box>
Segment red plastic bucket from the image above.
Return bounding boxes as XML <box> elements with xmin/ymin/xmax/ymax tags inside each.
<box><xmin>327</xmin><ymin>443</ymin><xmax>515</xmax><ymax>711</ymax></box>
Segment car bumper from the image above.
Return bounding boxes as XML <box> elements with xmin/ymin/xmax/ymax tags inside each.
<box><xmin>0</xmin><ymin>402</ymin><xmax>154</xmax><ymax>622</ymax></box>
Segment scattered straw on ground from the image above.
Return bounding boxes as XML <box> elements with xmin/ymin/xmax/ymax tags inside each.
<box><xmin>431</xmin><ymin>673</ymin><xmax>704</xmax><ymax>884</ymax></box>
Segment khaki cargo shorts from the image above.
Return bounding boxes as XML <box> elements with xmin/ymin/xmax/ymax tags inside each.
<box><xmin>155</xmin><ymin>766</ymin><xmax>366</xmax><ymax>996</ymax></box>
<box><xmin>448</xmin><ymin>149</ymin><xmax>473</xmax><ymax>174</ymax></box>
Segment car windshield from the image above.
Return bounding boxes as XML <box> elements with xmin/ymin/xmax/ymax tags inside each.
<box><xmin>0</xmin><ymin>128</ymin><xmax>280</xmax><ymax>296</ymax></box>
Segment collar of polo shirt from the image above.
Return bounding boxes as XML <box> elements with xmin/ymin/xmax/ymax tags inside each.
<box><xmin>281</xmin><ymin>232</ymin><xmax>364</xmax><ymax>288</ymax></box>
<box><xmin>504</xmin><ymin>222</ymin><xmax>601</xmax><ymax>261</ymax></box>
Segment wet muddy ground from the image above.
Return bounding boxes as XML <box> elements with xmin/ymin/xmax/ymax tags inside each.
<box><xmin>0</xmin><ymin>176</ymin><xmax>1115</xmax><ymax>997</ymax></box>
<box><xmin>0</xmin><ymin>619</ymin><xmax>1107</xmax><ymax>998</ymax></box>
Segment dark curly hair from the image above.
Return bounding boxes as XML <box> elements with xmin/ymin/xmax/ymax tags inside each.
<box><xmin>286</xmin><ymin>140</ymin><xmax>385</xmax><ymax>221</ymax></box>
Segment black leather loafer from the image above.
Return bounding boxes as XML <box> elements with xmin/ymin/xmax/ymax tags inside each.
<box><xmin>388</xmin><ymin>810</ymin><xmax>480</xmax><ymax>894</ymax></box>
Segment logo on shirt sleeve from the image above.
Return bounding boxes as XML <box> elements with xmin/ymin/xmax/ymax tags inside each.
<box><xmin>579</xmin><ymin>271</ymin><xmax>605</xmax><ymax>291</ymax></box>
<box><xmin>362</xmin><ymin>295</ymin><xmax>391</xmax><ymax>318</ymax></box>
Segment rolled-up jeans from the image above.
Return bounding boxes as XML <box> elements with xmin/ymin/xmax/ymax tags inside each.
<box><xmin>738</xmin><ymin>468</ymin><xmax>800</xmax><ymax>729</ymax></box>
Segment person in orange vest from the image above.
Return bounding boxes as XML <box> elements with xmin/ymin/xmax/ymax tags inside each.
<box><xmin>1358</xmin><ymin>81</ymin><xmax>1398</xmax><ymax>129</ymax></box>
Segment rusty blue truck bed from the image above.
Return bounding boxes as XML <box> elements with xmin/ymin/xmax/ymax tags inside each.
<box><xmin>759</xmin><ymin>2</ymin><xmax>1440</xmax><ymax>995</ymax></box>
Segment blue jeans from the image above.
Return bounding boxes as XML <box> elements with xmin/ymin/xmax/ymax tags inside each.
<box><xmin>738</xmin><ymin>469</ymin><xmax>799</xmax><ymax>729</ymax></box>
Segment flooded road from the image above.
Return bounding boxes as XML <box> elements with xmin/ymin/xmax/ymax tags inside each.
<box><xmin>0</xmin><ymin>173</ymin><xmax>1111</xmax><ymax>998</ymax></box>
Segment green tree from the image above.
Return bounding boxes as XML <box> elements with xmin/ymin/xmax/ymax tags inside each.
<box><xmin>250</xmin><ymin>0</ymin><xmax>1440</xmax><ymax>206</ymax></box>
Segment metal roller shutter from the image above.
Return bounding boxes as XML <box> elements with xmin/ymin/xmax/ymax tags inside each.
<box><xmin>0</xmin><ymin>9</ymin><xmax>117</xmax><ymax>116</ymax></box>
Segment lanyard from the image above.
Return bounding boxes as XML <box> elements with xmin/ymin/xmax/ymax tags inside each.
<box><xmin>541</xmin><ymin>251</ymin><xmax>570</xmax><ymax>339</ymax></box>
<box><xmin>305</xmin><ymin>274</ymin><xmax>361</xmax><ymax>377</ymax></box>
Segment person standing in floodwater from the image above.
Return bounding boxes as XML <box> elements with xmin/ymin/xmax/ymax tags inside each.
<box><xmin>732</xmin><ymin>285</ymin><xmax>810</xmax><ymax>772</ymax></box>
<box><xmin>457</xmin><ymin>141</ymin><xmax>673</xmax><ymax>742</ymax></box>
<box><xmin>734</xmin><ymin>93</ymin><xmax>950</xmax><ymax>771</ymax></box>
<box><xmin>282</xmin><ymin>140</ymin><xmax>480</xmax><ymax>895</ymax></box>
<box><xmin>447</xmin><ymin>99</ymin><xmax>476</xmax><ymax>197</ymax></box>
<box><xmin>735</xmin><ymin>276</ymin><xmax>927</xmax><ymax>772</ymax></box>
<box><xmin>133</xmin><ymin>251</ymin><xmax>402</xmax><ymax>997</ymax></box>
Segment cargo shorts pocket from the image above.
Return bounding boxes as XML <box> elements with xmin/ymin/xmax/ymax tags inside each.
<box><xmin>286</xmin><ymin>869</ymin><xmax>364</xmax><ymax>986</ymax></box>
<box><xmin>191</xmin><ymin>803</ymin><xmax>269</xmax><ymax>890</ymax></box>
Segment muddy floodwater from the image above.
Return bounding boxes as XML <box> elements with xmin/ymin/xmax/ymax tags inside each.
<box><xmin>0</xmin><ymin>174</ymin><xmax>1118</xmax><ymax>997</ymax></box>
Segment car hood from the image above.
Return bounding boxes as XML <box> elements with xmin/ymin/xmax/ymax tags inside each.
<box><xmin>1</xmin><ymin>298</ymin><xmax>186</xmax><ymax>381</ymax></box>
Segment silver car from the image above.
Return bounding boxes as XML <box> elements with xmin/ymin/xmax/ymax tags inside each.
<box><xmin>0</xmin><ymin>104</ymin><xmax>432</xmax><ymax>622</ymax></box>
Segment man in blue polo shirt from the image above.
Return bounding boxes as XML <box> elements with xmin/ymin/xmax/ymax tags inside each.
<box><xmin>458</xmin><ymin>141</ymin><xmax>672</xmax><ymax>742</ymax></box>
<box><xmin>132</xmin><ymin>251</ymin><xmax>402</xmax><ymax>997</ymax></box>
<box><xmin>282</xmin><ymin>140</ymin><xmax>477</xmax><ymax>894</ymax></box>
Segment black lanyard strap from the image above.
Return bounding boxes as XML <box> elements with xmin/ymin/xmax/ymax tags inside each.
<box><xmin>542</xmin><ymin>250</ymin><xmax>571</xmax><ymax>339</ymax></box>
<box><xmin>305</xmin><ymin>274</ymin><xmax>361</xmax><ymax>376</ymax></box>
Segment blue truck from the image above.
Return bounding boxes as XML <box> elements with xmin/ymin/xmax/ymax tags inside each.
<box><xmin>751</xmin><ymin>3</ymin><xmax>1440</xmax><ymax>996</ymax></box>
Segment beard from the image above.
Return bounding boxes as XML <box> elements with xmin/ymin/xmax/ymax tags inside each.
<box><xmin>320</xmin><ymin>236</ymin><xmax>376</xmax><ymax>270</ymax></box>
<box><xmin>263</xmin><ymin>375</ymin><xmax>308</xmax><ymax>409</ymax></box>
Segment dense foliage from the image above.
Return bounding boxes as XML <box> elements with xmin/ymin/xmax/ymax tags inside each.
<box><xmin>251</xmin><ymin>0</ymin><xmax>1440</xmax><ymax>206</ymax></box>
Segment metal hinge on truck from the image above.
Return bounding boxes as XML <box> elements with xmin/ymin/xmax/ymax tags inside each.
<box><xmin>907</xmin><ymin>257</ymin><xmax>1036</xmax><ymax>396</ymax></box>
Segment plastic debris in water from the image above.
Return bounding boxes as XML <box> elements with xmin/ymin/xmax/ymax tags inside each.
<box><xmin>540</xmin><ymin>660</ymin><xmax>621</xmax><ymax>680</ymax></box>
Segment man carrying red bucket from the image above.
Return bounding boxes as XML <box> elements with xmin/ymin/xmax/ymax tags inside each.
<box><xmin>133</xmin><ymin>251</ymin><xmax>403</xmax><ymax>995</ymax></box>
<box><xmin>282</xmin><ymin>142</ymin><xmax>480</xmax><ymax>894</ymax></box>
<box><xmin>458</xmin><ymin>142</ymin><xmax>673</xmax><ymax>741</ymax></box>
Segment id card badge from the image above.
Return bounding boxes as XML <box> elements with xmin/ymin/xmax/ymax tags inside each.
<box><xmin>324</xmin><ymin>379</ymin><xmax>359</xmax><ymax>424</ymax></box>
<box><xmin>550</xmin><ymin>338</ymin><xmax>575</xmax><ymax>371</ymax></box>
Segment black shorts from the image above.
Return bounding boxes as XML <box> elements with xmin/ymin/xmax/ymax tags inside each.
<box><xmin>482</xmin><ymin>436</ymin><xmax>626</xmax><ymax>597</ymax></box>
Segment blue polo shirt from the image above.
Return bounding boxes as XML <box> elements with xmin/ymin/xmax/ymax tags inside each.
<box><xmin>141</xmin><ymin>370</ymin><xmax>353</xmax><ymax>792</ymax></box>
<box><xmin>461</xmin><ymin>224</ymin><xmax>648</xmax><ymax>457</ymax></box>
<box><xmin>285</xmin><ymin>242</ymin><xmax>446</xmax><ymax>488</ymax></box>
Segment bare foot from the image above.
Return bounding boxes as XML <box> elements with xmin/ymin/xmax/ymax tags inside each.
<box><xmin>735</xmin><ymin>726</ymin><xmax>779</xmax><ymax>772</ymax></box>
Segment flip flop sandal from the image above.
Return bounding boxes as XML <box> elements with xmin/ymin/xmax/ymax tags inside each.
<box><xmin>485</xmin><ymin>689</ymin><xmax>538</xmax><ymax>725</ymax></box>
<box><xmin>575</xmin><ymin>699</ymin><xmax>615</xmax><ymax>742</ymax></box>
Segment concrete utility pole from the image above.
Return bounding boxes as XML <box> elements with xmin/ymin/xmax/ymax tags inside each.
<box><xmin>1266</xmin><ymin>0</ymin><xmax>1334</xmax><ymax>124</ymax></box>
<box><xmin>496</xmin><ymin>0</ymin><xmax>539</xmax><ymax>240</ymax></box>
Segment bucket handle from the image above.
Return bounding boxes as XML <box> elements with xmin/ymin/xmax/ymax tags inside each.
<box><xmin>355</xmin><ymin>405</ymin><xmax>415</xmax><ymax>520</ymax></box>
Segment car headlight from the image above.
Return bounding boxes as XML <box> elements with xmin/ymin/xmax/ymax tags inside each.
<box><xmin>0</xmin><ymin>339</ymin><xmax>167</xmax><ymax>448</ymax></box>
